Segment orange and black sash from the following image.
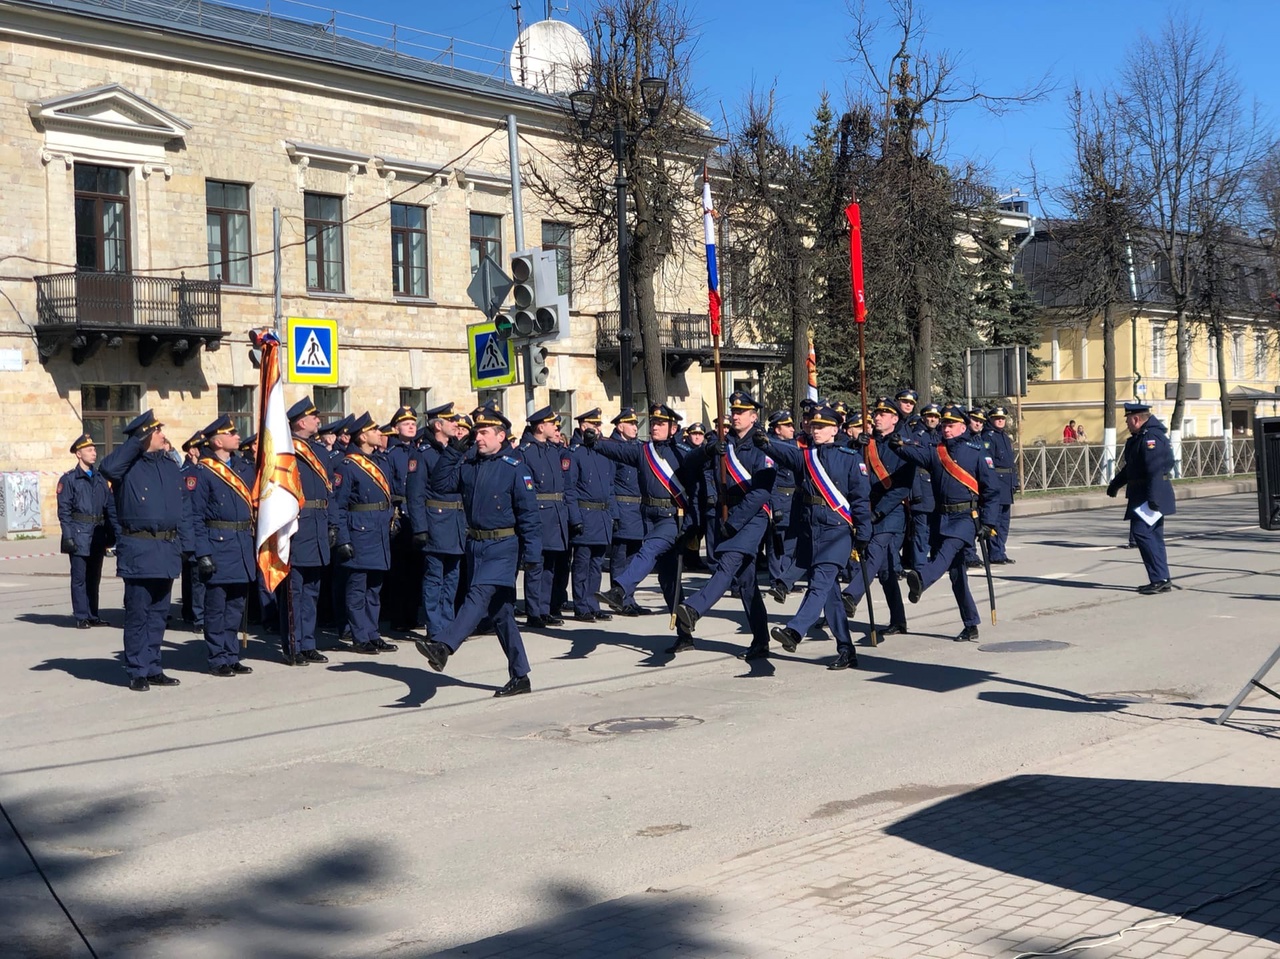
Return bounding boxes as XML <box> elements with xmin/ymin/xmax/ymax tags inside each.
<box><xmin>294</xmin><ymin>441</ymin><xmax>333</xmax><ymax>493</ymax></box>
<box><xmin>200</xmin><ymin>456</ymin><xmax>256</xmax><ymax>510</ymax></box>
<box><xmin>937</xmin><ymin>446</ymin><xmax>979</xmax><ymax>495</ymax></box>
<box><xmin>347</xmin><ymin>453</ymin><xmax>391</xmax><ymax>502</ymax></box>
<box><xmin>866</xmin><ymin>438</ymin><xmax>892</xmax><ymax>489</ymax></box>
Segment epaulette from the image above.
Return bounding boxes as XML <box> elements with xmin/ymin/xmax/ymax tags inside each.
<box><xmin>835</xmin><ymin>445</ymin><xmax>859</xmax><ymax>455</ymax></box>
<box><xmin>674</xmin><ymin>442</ymin><xmax>691</xmax><ymax>453</ymax></box>
<box><xmin>501</xmin><ymin>455</ymin><xmax>520</xmax><ymax>467</ymax></box>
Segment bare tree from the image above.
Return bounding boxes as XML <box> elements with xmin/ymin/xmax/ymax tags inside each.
<box><xmin>1117</xmin><ymin>14</ymin><xmax>1268</xmax><ymax>459</ymax></box>
<box><xmin>525</xmin><ymin>0</ymin><xmax>706</xmax><ymax>405</ymax></box>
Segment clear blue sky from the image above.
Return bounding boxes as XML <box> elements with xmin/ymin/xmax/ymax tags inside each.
<box><xmin>273</xmin><ymin>0</ymin><xmax>1276</xmax><ymax>205</ymax></box>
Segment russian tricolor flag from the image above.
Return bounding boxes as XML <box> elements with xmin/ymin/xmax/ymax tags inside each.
<box><xmin>702</xmin><ymin>164</ymin><xmax>721</xmax><ymax>338</ymax></box>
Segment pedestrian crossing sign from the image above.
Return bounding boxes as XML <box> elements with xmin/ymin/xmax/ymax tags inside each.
<box><xmin>286</xmin><ymin>317</ymin><xmax>339</xmax><ymax>385</ymax></box>
<box><xmin>468</xmin><ymin>322</ymin><xmax>517</xmax><ymax>389</ymax></box>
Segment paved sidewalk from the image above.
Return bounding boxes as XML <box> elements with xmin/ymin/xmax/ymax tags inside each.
<box><xmin>427</xmin><ymin>713</ymin><xmax>1280</xmax><ymax>958</ymax></box>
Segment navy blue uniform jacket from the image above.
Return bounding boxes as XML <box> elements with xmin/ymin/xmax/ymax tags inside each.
<box><xmin>594</xmin><ymin>436</ymin><xmax>714</xmax><ymax>532</ymax></box>
<box><xmin>895</xmin><ymin>434</ymin><xmax>1001</xmax><ymax>538</ymax></box>
<box><xmin>767</xmin><ymin>439</ymin><xmax>873</xmax><ymax>567</ymax></box>
<box><xmin>192</xmin><ymin>455</ymin><xmax>258</xmax><ymax>585</ymax></box>
<box><xmin>863</xmin><ymin>434</ymin><xmax>915</xmax><ymax>535</ymax></box>
<box><xmin>100</xmin><ymin>433</ymin><xmax>194</xmax><ymax>579</ymax></box>
<box><xmin>714</xmin><ymin>431</ymin><xmax>776</xmax><ymax>553</ymax></box>
<box><xmin>433</xmin><ymin>444</ymin><xmax>542</xmax><ymax>587</ymax></box>
<box><xmin>406</xmin><ymin>437</ymin><xmax>466</xmax><ymax>555</ymax></box>
<box><xmin>1115</xmin><ymin>417</ymin><xmax>1176</xmax><ymax>518</ymax></box>
<box><xmin>565</xmin><ymin>442</ymin><xmax>616</xmax><ymax>547</ymax></box>
<box><xmin>609</xmin><ymin>432</ymin><xmax>644</xmax><ymax>540</ymax></box>
<box><xmin>56</xmin><ymin>465</ymin><xmax>117</xmax><ymax>555</ymax></box>
<box><xmin>982</xmin><ymin>425</ymin><xmax>1018</xmax><ymax>504</ymax></box>
<box><xmin>520</xmin><ymin>438</ymin><xmax>570</xmax><ymax>552</ymax></box>
<box><xmin>334</xmin><ymin>451</ymin><xmax>393</xmax><ymax>571</ymax></box>
<box><xmin>293</xmin><ymin>437</ymin><xmax>335</xmax><ymax>567</ymax></box>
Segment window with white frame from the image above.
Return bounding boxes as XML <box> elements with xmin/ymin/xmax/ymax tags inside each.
<box><xmin>1151</xmin><ymin>324</ymin><xmax>1167</xmax><ymax>377</ymax></box>
<box><xmin>1256</xmin><ymin>332</ymin><xmax>1267</xmax><ymax>380</ymax></box>
<box><xmin>1233</xmin><ymin>330</ymin><xmax>1246</xmax><ymax>378</ymax></box>
<box><xmin>1208</xmin><ymin>335</ymin><xmax>1218</xmax><ymax>378</ymax></box>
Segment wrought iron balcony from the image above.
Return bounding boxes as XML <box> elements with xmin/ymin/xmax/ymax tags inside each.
<box><xmin>595</xmin><ymin>310</ymin><xmax>788</xmax><ymax>374</ymax></box>
<box><xmin>35</xmin><ymin>270</ymin><xmax>224</xmax><ymax>366</ymax></box>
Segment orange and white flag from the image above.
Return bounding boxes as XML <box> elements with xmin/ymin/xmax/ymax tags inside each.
<box><xmin>252</xmin><ymin>330</ymin><xmax>303</xmax><ymax>591</ymax></box>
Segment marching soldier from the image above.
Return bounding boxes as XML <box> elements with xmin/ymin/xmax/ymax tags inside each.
<box><xmin>407</xmin><ymin>403</ymin><xmax>467</xmax><ymax>638</ymax></box>
<box><xmin>1107</xmin><ymin>401</ymin><xmax>1176</xmax><ymax>594</ymax></box>
<box><xmin>565</xmin><ymin>408</ymin><xmax>616</xmax><ymax>622</ymax></box>
<box><xmin>840</xmin><ymin>397</ymin><xmax>913</xmax><ymax>637</ymax></box>
<box><xmin>415</xmin><ymin>404</ymin><xmax>542</xmax><ymax>697</ymax></box>
<box><xmin>280</xmin><ymin>397</ymin><xmax>336</xmax><ymax>665</ymax></box>
<box><xmin>520</xmin><ymin>407</ymin><xmax>569</xmax><ymax>628</ymax></box>
<box><xmin>673</xmin><ymin>391</ymin><xmax>775</xmax><ymax>656</ymax></box>
<box><xmin>606</xmin><ymin>408</ymin><xmax>648</xmax><ymax>616</ymax></box>
<box><xmin>984</xmin><ymin>406</ymin><xmax>1018</xmax><ymax>564</ymax></box>
<box><xmin>904</xmin><ymin>402</ymin><xmax>941</xmax><ymax>569</ymax></box>
<box><xmin>549</xmin><ymin>415</ymin><xmax>573</xmax><ymax>620</ymax></box>
<box><xmin>765</xmin><ymin>410</ymin><xmax>801</xmax><ymax>603</ymax></box>
<box><xmin>57</xmin><ymin>434</ymin><xmax>116</xmax><ymax>628</ymax></box>
<box><xmin>963</xmin><ymin>407</ymin><xmax>992</xmax><ymax>569</ymax></box>
<box><xmin>191</xmin><ymin>416</ymin><xmax>256</xmax><ymax>677</ymax></box>
<box><xmin>333</xmin><ymin>412</ymin><xmax>397</xmax><ymax>655</ymax></box>
<box><xmin>384</xmin><ymin>405</ymin><xmax>422</xmax><ymax>631</ymax></box>
<box><xmin>591</xmin><ymin>403</ymin><xmax>716</xmax><ymax>618</ymax></box>
<box><xmin>760</xmin><ymin>403</ymin><xmax>873</xmax><ymax>668</ymax></box>
<box><xmin>100</xmin><ymin>411</ymin><xmax>193</xmax><ymax>691</ymax></box>
<box><xmin>894</xmin><ymin>404</ymin><xmax>1001</xmax><ymax>642</ymax></box>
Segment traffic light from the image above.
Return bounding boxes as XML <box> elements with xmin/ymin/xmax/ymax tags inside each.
<box><xmin>494</xmin><ymin>311</ymin><xmax>514</xmax><ymax>345</ymax></box>
<box><xmin>510</xmin><ymin>249</ymin><xmax>564</xmax><ymax>340</ymax></box>
<box><xmin>528</xmin><ymin>343</ymin><xmax>549</xmax><ymax>386</ymax></box>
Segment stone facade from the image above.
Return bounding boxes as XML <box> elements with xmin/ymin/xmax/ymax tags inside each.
<box><xmin>0</xmin><ymin>1</ymin><xmax>716</xmax><ymax>531</ymax></box>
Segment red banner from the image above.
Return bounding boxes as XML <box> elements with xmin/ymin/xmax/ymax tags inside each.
<box><xmin>844</xmin><ymin>201</ymin><xmax>867</xmax><ymax>324</ymax></box>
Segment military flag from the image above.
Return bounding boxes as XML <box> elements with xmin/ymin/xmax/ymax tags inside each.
<box><xmin>252</xmin><ymin>329</ymin><xmax>303</xmax><ymax>591</ymax></box>
<box><xmin>702</xmin><ymin>164</ymin><xmax>722</xmax><ymax>338</ymax></box>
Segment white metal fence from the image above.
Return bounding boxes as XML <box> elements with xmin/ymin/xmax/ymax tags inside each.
<box><xmin>1018</xmin><ymin>437</ymin><xmax>1256</xmax><ymax>492</ymax></box>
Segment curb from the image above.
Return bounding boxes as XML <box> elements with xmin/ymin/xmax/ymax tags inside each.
<box><xmin>1012</xmin><ymin>477</ymin><xmax>1257</xmax><ymax>518</ymax></box>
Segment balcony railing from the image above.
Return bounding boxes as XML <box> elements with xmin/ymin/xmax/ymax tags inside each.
<box><xmin>595</xmin><ymin>311</ymin><xmax>786</xmax><ymax>356</ymax></box>
<box><xmin>35</xmin><ymin>271</ymin><xmax>222</xmax><ymax>332</ymax></box>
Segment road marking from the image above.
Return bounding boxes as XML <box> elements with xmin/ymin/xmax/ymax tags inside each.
<box><xmin>0</xmin><ymin>552</ymin><xmax>58</xmax><ymax>561</ymax></box>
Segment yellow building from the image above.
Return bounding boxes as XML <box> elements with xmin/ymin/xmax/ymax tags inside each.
<box><xmin>0</xmin><ymin>0</ymin><xmax>782</xmax><ymax>531</ymax></box>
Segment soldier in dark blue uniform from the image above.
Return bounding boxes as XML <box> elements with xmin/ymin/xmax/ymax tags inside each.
<box><xmin>279</xmin><ymin>397</ymin><xmax>337</xmax><ymax>665</ymax></box>
<box><xmin>319</xmin><ymin>414</ymin><xmax>352</xmax><ymax>635</ymax></box>
<box><xmin>983</xmin><ymin>406</ymin><xmax>1018</xmax><ymax>564</ymax></box>
<box><xmin>760</xmin><ymin>403</ymin><xmax>873</xmax><ymax>668</ymax></box>
<box><xmin>840</xmin><ymin>397</ymin><xmax>913</xmax><ymax>638</ymax></box>
<box><xmin>904</xmin><ymin>402</ymin><xmax>941</xmax><ymax>568</ymax></box>
<box><xmin>674</xmin><ymin>391</ymin><xmax>775</xmax><ymax>656</ymax></box>
<box><xmin>591</xmin><ymin>404</ymin><xmax>716</xmax><ymax>619</ymax></box>
<box><xmin>765</xmin><ymin>410</ymin><xmax>801</xmax><ymax>602</ymax></box>
<box><xmin>57</xmin><ymin>433</ymin><xmax>116</xmax><ymax>628</ymax></box>
<box><xmin>606</xmin><ymin>408</ymin><xmax>648</xmax><ymax>616</ymax></box>
<box><xmin>415</xmin><ymin>405</ymin><xmax>542</xmax><ymax>697</ymax></box>
<box><xmin>179</xmin><ymin>430</ymin><xmax>207</xmax><ymax>630</ymax></box>
<box><xmin>1107</xmin><ymin>401</ymin><xmax>1176</xmax><ymax>593</ymax></box>
<box><xmin>384</xmin><ymin>405</ymin><xmax>423</xmax><ymax>631</ymax></box>
<box><xmin>684</xmin><ymin>422</ymin><xmax>716</xmax><ymax>573</ymax></box>
<box><xmin>191</xmin><ymin>416</ymin><xmax>257</xmax><ymax>677</ymax></box>
<box><xmin>894</xmin><ymin>404</ymin><xmax>1001</xmax><ymax>642</ymax></box>
<box><xmin>961</xmin><ymin>408</ymin><xmax>993</xmax><ymax>569</ymax></box>
<box><xmin>565</xmin><ymin>408</ymin><xmax>616</xmax><ymax>622</ymax></box>
<box><xmin>519</xmin><ymin>407</ymin><xmax>570</xmax><ymax>628</ymax></box>
<box><xmin>407</xmin><ymin>403</ymin><xmax>467</xmax><ymax>638</ymax></box>
<box><xmin>100</xmin><ymin>411</ymin><xmax>193</xmax><ymax>691</ymax></box>
<box><xmin>333</xmin><ymin>412</ymin><xmax>396</xmax><ymax>654</ymax></box>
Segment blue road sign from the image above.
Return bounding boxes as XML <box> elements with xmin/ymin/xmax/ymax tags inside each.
<box><xmin>287</xmin><ymin>317</ymin><xmax>339</xmax><ymax>385</ymax></box>
<box><xmin>468</xmin><ymin>322</ymin><xmax>517</xmax><ymax>388</ymax></box>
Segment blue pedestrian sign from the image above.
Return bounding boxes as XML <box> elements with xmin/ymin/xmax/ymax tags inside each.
<box><xmin>468</xmin><ymin>321</ymin><xmax>517</xmax><ymax>389</ymax></box>
<box><xmin>287</xmin><ymin>317</ymin><xmax>339</xmax><ymax>385</ymax></box>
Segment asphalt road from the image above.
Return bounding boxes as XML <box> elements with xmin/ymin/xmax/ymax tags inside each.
<box><xmin>1</xmin><ymin>492</ymin><xmax>1275</xmax><ymax>958</ymax></box>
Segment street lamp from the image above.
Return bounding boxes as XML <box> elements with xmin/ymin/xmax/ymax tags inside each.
<box><xmin>570</xmin><ymin>76</ymin><xmax>669</xmax><ymax>408</ymax></box>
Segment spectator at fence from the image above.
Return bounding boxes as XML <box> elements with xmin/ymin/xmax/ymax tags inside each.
<box><xmin>1074</xmin><ymin>424</ymin><xmax>1087</xmax><ymax>443</ymax></box>
<box><xmin>1063</xmin><ymin>420</ymin><xmax>1077</xmax><ymax>444</ymax></box>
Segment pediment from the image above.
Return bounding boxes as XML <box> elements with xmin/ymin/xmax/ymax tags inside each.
<box><xmin>29</xmin><ymin>83</ymin><xmax>191</xmax><ymax>143</ymax></box>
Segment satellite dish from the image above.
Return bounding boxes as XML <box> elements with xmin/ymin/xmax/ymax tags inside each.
<box><xmin>509</xmin><ymin>19</ymin><xmax>591</xmax><ymax>94</ymax></box>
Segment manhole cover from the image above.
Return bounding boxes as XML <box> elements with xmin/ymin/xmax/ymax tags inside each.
<box><xmin>588</xmin><ymin>716</ymin><xmax>704</xmax><ymax>735</ymax></box>
<box><xmin>977</xmin><ymin>640</ymin><xmax>1071</xmax><ymax>653</ymax></box>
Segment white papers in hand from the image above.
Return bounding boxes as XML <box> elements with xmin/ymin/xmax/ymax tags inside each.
<box><xmin>1133</xmin><ymin>501</ymin><xmax>1162</xmax><ymax>527</ymax></box>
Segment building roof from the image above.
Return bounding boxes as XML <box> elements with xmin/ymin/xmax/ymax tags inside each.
<box><xmin>11</xmin><ymin>0</ymin><xmax>564</xmax><ymax>111</ymax></box>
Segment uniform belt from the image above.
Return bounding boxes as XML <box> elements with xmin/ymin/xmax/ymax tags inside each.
<box><xmin>124</xmin><ymin>528</ymin><xmax>177</xmax><ymax>541</ymax></box>
<box><xmin>807</xmin><ymin>495</ymin><xmax>834</xmax><ymax>506</ymax></box>
<box><xmin>349</xmin><ymin>502</ymin><xmax>388</xmax><ymax>512</ymax></box>
<box><xmin>71</xmin><ymin>512</ymin><xmax>103</xmax><ymax>523</ymax></box>
<box><xmin>301</xmin><ymin>499</ymin><xmax>328</xmax><ymax>509</ymax></box>
<box><xmin>641</xmin><ymin>496</ymin><xmax>681</xmax><ymax>509</ymax></box>
<box><xmin>468</xmin><ymin>527</ymin><xmax>516</xmax><ymax>541</ymax></box>
<box><xmin>207</xmin><ymin>520</ymin><xmax>253</xmax><ymax>531</ymax></box>
<box><xmin>616</xmin><ymin>495</ymin><xmax>643</xmax><ymax>504</ymax></box>
<box><xmin>392</xmin><ymin>495</ymin><xmax>406</xmax><ymax>505</ymax></box>
<box><xmin>942</xmin><ymin>502</ymin><xmax>977</xmax><ymax>514</ymax></box>
<box><xmin>425</xmin><ymin>499</ymin><xmax>462</xmax><ymax>510</ymax></box>
<box><xmin>536</xmin><ymin>492</ymin><xmax>564</xmax><ymax>501</ymax></box>
<box><xmin>993</xmin><ymin>467</ymin><xmax>1013</xmax><ymax>474</ymax></box>
<box><xmin>775</xmin><ymin>486</ymin><xmax>796</xmax><ymax>495</ymax></box>
<box><xmin>578</xmin><ymin>500</ymin><xmax>608</xmax><ymax>510</ymax></box>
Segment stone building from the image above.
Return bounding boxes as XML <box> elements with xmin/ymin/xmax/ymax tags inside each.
<box><xmin>0</xmin><ymin>0</ymin><xmax>783</xmax><ymax>531</ymax></box>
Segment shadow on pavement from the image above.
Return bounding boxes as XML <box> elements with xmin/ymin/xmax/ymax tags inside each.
<box><xmin>1</xmin><ymin>788</ymin><xmax>391</xmax><ymax>959</ymax></box>
<box><xmin>885</xmin><ymin>775</ymin><xmax>1280</xmax><ymax>943</ymax></box>
<box><xmin>326</xmin><ymin>660</ymin><xmax>496</xmax><ymax>707</ymax></box>
<box><xmin>31</xmin><ymin>656</ymin><xmax>123</xmax><ymax>686</ymax></box>
<box><xmin>416</xmin><ymin>881</ymin><xmax>744</xmax><ymax>958</ymax></box>
<box><xmin>14</xmin><ymin>613</ymin><xmax>94</xmax><ymax>630</ymax></box>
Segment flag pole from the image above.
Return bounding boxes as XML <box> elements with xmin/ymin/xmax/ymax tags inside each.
<box><xmin>704</xmin><ymin>164</ymin><xmax>727</xmax><ymax>531</ymax></box>
<box><xmin>844</xmin><ymin>199</ymin><xmax>870</xmax><ymax>429</ymax></box>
